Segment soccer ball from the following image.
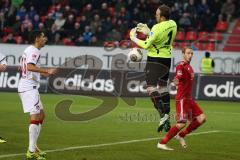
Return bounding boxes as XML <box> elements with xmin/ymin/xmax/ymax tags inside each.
<box><xmin>128</xmin><ymin>48</ymin><xmax>143</xmax><ymax>62</ymax></box>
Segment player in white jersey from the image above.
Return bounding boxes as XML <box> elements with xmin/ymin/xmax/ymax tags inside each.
<box><xmin>0</xmin><ymin>53</ymin><xmax>7</xmax><ymax>143</ymax></box>
<box><xmin>18</xmin><ymin>31</ymin><xmax>57</xmax><ymax>160</ymax></box>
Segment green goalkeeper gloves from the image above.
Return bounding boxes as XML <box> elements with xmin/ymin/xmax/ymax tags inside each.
<box><xmin>136</xmin><ymin>23</ymin><xmax>150</xmax><ymax>36</ymax></box>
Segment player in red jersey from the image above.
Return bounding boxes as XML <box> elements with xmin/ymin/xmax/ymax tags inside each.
<box><xmin>157</xmin><ymin>46</ymin><xmax>207</xmax><ymax>150</ymax></box>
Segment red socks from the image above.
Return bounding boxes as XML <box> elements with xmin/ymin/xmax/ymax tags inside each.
<box><xmin>30</xmin><ymin>120</ymin><xmax>40</xmax><ymax>125</ymax></box>
<box><xmin>160</xmin><ymin>126</ymin><xmax>180</xmax><ymax>144</ymax></box>
<box><xmin>179</xmin><ymin>119</ymin><xmax>202</xmax><ymax>138</ymax></box>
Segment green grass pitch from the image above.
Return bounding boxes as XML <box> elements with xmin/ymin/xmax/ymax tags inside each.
<box><xmin>0</xmin><ymin>92</ymin><xmax>239</xmax><ymax>160</ymax></box>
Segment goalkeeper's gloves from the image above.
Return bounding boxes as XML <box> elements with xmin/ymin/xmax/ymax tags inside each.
<box><xmin>136</xmin><ymin>23</ymin><xmax>150</xmax><ymax>36</ymax></box>
<box><xmin>129</xmin><ymin>28</ymin><xmax>138</xmax><ymax>43</ymax></box>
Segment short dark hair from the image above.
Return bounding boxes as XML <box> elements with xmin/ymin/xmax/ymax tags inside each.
<box><xmin>158</xmin><ymin>4</ymin><xmax>171</xmax><ymax>20</ymax></box>
<box><xmin>29</xmin><ymin>30</ymin><xmax>44</xmax><ymax>44</ymax></box>
<box><xmin>205</xmin><ymin>51</ymin><xmax>210</xmax><ymax>58</ymax></box>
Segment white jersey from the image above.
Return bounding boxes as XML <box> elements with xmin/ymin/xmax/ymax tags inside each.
<box><xmin>0</xmin><ymin>53</ymin><xmax>7</xmax><ymax>65</ymax></box>
<box><xmin>18</xmin><ymin>45</ymin><xmax>41</xmax><ymax>92</ymax></box>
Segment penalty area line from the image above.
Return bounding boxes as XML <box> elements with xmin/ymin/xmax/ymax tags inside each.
<box><xmin>0</xmin><ymin>130</ymin><xmax>220</xmax><ymax>159</ymax></box>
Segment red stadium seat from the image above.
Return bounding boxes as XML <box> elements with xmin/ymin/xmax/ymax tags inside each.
<box><xmin>2</xmin><ymin>27</ymin><xmax>13</xmax><ymax>34</ymax></box>
<box><xmin>185</xmin><ymin>31</ymin><xmax>197</xmax><ymax>41</ymax></box>
<box><xmin>198</xmin><ymin>31</ymin><xmax>208</xmax><ymax>42</ymax></box>
<box><xmin>63</xmin><ymin>38</ymin><xmax>74</xmax><ymax>46</ymax></box>
<box><xmin>175</xmin><ymin>31</ymin><xmax>185</xmax><ymax>41</ymax></box>
<box><xmin>223</xmin><ymin>45</ymin><xmax>240</xmax><ymax>52</ymax></box>
<box><xmin>209</xmin><ymin>32</ymin><xmax>223</xmax><ymax>42</ymax></box>
<box><xmin>179</xmin><ymin>42</ymin><xmax>190</xmax><ymax>49</ymax></box>
<box><xmin>227</xmin><ymin>36</ymin><xmax>240</xmax><ymax>44</ymax></box>
<box><xmin>192</xmin><ymin>42</ymin><xmax>204</xmax><ymax>50</ymax></box>
<box><xmin>232</xmin><ymin>27</ymin><xmax>240</xmax><ymax>34</ymax></box>
<box><xmin>215</xmin><ymin>21</ymin><xmax>228</xmax><ymax>32</ymax></box>
<box><xmin>173</xmin><ymin>42</ymin><xmax>178</xmax><ymax>48</ymax></box>
<box><xmin>205</xmin><ymin>42</ymin><xmax>216</xmax><ymax>51</ymax></box>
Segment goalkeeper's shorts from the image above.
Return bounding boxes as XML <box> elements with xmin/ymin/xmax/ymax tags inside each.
<box><xmin>145</xmin><ymin>56</ymin><xmax>171</xmax><ymax>86</ymax></box>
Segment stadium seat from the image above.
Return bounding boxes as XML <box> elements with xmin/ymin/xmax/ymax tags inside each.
<box><xmin>103</xmin><ymin>41</ymin><xmax>119</xmax><ymax>49</ymax></box>
<box><xmin>179</xmin><ymin>42</ymin><xmax>190</xmax><ymax>49</ymax></box>
<box><xmin>215</xmin><ymin>21</ymin><xmax>228</xmax><ymax>32</ymax></box>
<box><xmin>185</xmin><ymin>31</ymin><xmax>197</xmax><ymax>41</ymax></box>
<box><xmin>192</xmin><ymin>42</ymin><xmax>204</xmax><ymax>50</ymax></box>
<box><xmin>63</xmin><ymin>38</ymin><xmax>75</xmax><ymax>46</ymax></box>
<box><xmin>205</xmin><ymin>42</ymin><xmax>216</xmax><ymax>51</ymax></box>
<box><xmin>175</xmin><ymin>31</ymin><xmax>185</xmax><ymax>41</ymax></box>
<box><xmin>227</xmin><ymin>36</ymin><xmax>240</xmax><ymax>44</ymax></box>
<box><xmin>232</xmin><ymin>27</ymin><xmax>240</xmax><ymax>34</ymax></box>
<box><xmin>209</xmin><ymin>32</ymin><xmax>223</xmax><ymax>42</ymax></box>
<box><xmin>119</xmin><ymin>40</ymin><xmax>132</xmax><ymax>49</ymax></box>
<box><xmin>2</xmin><ymin>27</ymin><xmax>13</xmax><ymax>34</ymax></box>
<box><xmin>173</xmin><ymin>42</ymin><xmax>178</xmax><ymax>48</ymax></box>
<box><xmin>236</xmin><ymin>19</ymin><xmax>240</xmax><ymax>26</ymax></box>
<box><xmin>198</xmin><ymin>31</ymin><xmax>209</xmax><ymax>42</ymax></box>
<box><xmin>223</xmin><ymin>45</ymin><xmax>240</xmax><ymax>52</ymax></box>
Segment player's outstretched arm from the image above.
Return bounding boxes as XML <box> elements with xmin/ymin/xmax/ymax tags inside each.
<box><xmin>27</xmin><ymin>64</ymin><xmax>58</xmax><ymax>76</ymax></box>
<box><xmin>41</xmin><ymin>68</ymin><xmax>58</xmax><ymax>77</ymax></box>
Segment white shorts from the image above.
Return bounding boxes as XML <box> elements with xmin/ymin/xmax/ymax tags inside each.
<box><xmin>18</xmin><ymin>89</ymin><xmax>43</xmax><ymax>115</ymax></box>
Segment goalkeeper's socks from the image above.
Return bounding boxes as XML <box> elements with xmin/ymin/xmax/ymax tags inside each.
<box><xmin>29</xmin><ymin>121</ymin><xmax>39</xmax><ymax>152</ymax></box>
<box><xmin>179</xmin><ymin>119</ymin><xmax>201</xmax><ymax>138</ymax></box>
<box><xmin>160</xmin><ymin>126</ymin><xmax>180</xmax><ymax>144</ymax></box>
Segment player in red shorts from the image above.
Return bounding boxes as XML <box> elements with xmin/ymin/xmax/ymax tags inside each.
<box><xmin>157</xmin><ymin>46</ymin><xmax>207</xmax><ymax>150</ymax></box>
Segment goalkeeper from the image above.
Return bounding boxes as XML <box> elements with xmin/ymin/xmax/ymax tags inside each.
<box><xmin>130</xmin><ymin>4</ymin><xmax>177</xmax><ymax>132</ymax></box>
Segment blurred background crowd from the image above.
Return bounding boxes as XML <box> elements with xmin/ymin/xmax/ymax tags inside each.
<box><xmin>0</xmin><ymin>0</ymin><xmax>239</xmax><ymax>46</ymax></box>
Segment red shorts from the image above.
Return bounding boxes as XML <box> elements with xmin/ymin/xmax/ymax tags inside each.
<box><xmin>176</xmin><ymin>99</ymin><xmax>203</xmax><ymax>123</ymax></box>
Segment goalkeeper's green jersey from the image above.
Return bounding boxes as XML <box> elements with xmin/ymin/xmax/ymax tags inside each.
<box><xmin>137</xmin><ymin>20</ymin><xmax>177</xmax><ymax>58</ymax></box>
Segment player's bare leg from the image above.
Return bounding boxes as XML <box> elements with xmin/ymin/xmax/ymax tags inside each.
<box><xmin>158</xmin><ymin>123</ymin><xmax>186</xmax><ymax>150</ymax></box>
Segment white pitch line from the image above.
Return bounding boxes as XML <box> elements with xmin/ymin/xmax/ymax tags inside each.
<box><xmin>0</xmin><ymin>130</ymin><xmax>220</xmax><ymax>159</ymax></box>
<box><xmin>207</xmin><ymin>111</ymin><xmax>240</xmax><ymax>115</ymax></box>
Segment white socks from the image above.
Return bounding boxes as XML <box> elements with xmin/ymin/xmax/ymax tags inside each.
<box><xmin>28</xmin><ymin>124</ymin><xmax>39</xmax><ymax>152</ymax></box>
<box><xmin>36</xmin><ymin>124</ymin><xmax>42</xmax><ymax>141</ymax></box>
